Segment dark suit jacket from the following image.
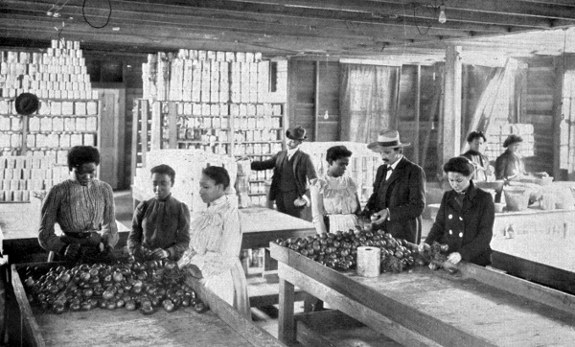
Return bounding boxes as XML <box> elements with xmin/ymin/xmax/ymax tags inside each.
<box><xmin>365</xmin><ymin>157</ymin><xmax>426</xmax><ymax>243</ymax></box>
<box><xmin>425</xmin><ymin>182</ymin><xmax>494</xmax><ymax>266</ymax></box>
<box><xmin>251</xmin><ymin>150</ymin><xmax>317</xmax><ymax>200</ymax></box>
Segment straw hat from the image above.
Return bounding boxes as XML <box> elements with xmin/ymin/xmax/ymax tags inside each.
<box><xmin>367</xmin><ymin>129</ymin><xmax>411</xmax><ymax>151</ymax></box>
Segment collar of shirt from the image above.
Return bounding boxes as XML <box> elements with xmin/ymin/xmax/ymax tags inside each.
<box><xmin>388</xmin><ymin>155</ymin><xmax>403</xmax><ymax>171</ymax></box>
<box><xmin>208</xmin><ymin>194</ymin><xmax>228</xmax><ymax>208</ymax></box>
<box><xmin>287</xmin><ymin>147</ymin><xmax>299</xmax><ymax>160</ymax></box>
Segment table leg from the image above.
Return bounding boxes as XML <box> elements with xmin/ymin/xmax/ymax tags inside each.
<box><xmin>278</xmin><ymin>278</ymin><xmax>296</xmax><ymax>344</ymax></box>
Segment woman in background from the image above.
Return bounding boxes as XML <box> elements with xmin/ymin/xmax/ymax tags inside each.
<box><xmin>310</xmin><ymin>145</ymin><xmax>361</xmax><ymax>234</ymax></box>
<box><xmin>495</xmin><ymin>135</ymin><xmax>526</xmax><ymax>181</ymax></box>
<box><xmin>462</xmin><ymin>131</ymin><xmax>494</xmax><ymax>182</ymax></box>
<box><xmin>178</xmin><ymin>166</ymin><xmax>250</xmax><ymax>318</ymax></box>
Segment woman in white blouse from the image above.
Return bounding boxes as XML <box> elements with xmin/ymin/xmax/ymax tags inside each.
<box><xmin>178</xmin><ymin>166</ymin><xmax>250</xmax><ymax>318</ymax></box>
<box><xmin>310</xmin><ymin>145</ymin><xmax>361</xmax><ymax>234</ymax></box>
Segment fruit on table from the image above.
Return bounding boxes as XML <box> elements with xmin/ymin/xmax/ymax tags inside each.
<box><xmin>274</xmin><ymin>229</ymin><xmax>417</xmax><ymax>273</ymax></box>
<box><xmin>23</xmin><ymin>259</ymin><xmax>207</xmax><ymax>316</ymax></box>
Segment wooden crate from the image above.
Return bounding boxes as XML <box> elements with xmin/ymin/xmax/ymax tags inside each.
<box><xmin>9</xmin><ymin>262</ymin><xmax>284</xmax><ymax>347</ymax></box>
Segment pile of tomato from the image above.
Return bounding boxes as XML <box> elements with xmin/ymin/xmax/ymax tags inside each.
<box><xmin>23</xmin><ymin>259</ymin><xmax>208</xmax><ymax>315</ymax></box>
<box><xmin>274</xmin><ymin>229</ymin><xmax>417</xmax><ymax>273</ymax></box>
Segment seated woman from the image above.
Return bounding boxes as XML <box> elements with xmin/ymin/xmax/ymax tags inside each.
<box><xmin>178</xmin><ymin>166</ymin><xmax>250</xmax><ymax>318</ymax></box>
<box><xmin>461</xmin><ymin>131</ymin><xmax>494</xmax><ymax>182</ymax></box>
<box><xmin>420</xmin><ymin>156</ymin><xmax>494</xmax><ymax>267</ymax></box>
<box><xmin>495</xmin><ymin>135</ymin><xmax>526</xmax><ymax>181</ymax></box>
<box><xmin>128</xmin><ymin>164</ymin><xmax>190</xmax><ymax>262</ymax></box>
<box><xmin>310</xmin><ymin>145</ymin><xmax>361</xmax><ymax>234</ymax></box>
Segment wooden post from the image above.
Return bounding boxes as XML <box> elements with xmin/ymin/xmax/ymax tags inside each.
<box><xmin>442</xmin><ymin>45</ymin><xmax>463</xmax><ymax>164</ymax></box>
<box><xmin>414</xmin><ymin>65</ymin><xmax>421</xmax><ymax>164</ymax></box>
<box><xmin>140</xmin><ymin>100</ymin><xmax>148</xmax><ymax>168</ymax></box>
<box><xmin>168</xmin><ymin>101</ymin><xmax>178</xmax><ymax>149</ymax></box>
<box><xmin>130</xmin><ymin>100</ymin><xmax>140</xmax><ymax>185</ymax></box>
<box><xmin>150</xmin><ymin>101</ymin><xmax>162</xmax><ymax>150</ymax></box>
<box><xmin>552</xmin><ymin>56</ymin><xmax>564</xmax><ymax>179</ymax></box>
<box><xmin>278</xmin><ymin>276</ymin><xmax>296</xmax><ymax>344</ymax></box>
<box><xmin>314</xmin><ymin>60</ymin><xmax>320</xmax><ymax>141</ymax></box>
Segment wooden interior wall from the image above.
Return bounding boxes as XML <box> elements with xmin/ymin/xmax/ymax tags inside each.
<box><xmin>523</xmin><ymin>56</ymin><xmax>555</xmax><ymax>175</ymax></box>
<box><xmin>85</xmin><ymin>53</ymin><xmax>146</xmax><ymax>189</ymax></box>
<box><xmin>288</xmin><ymin>60</ymin><xmax>316</xmax><ymax>140</ymax></box>
<box><xmin>316</xmin><ymin>61</ymin><xmax>340</xmax><ymax>142</ymax></box>
<box><xmin>397</xmin><ymin>65</ymin><xmax>441</xmax><ymax>180</ymax></box>
<box><xmin>287</xmin><ymin>59</ymin><xmax>340</xmax><ymax>142</ymax></box>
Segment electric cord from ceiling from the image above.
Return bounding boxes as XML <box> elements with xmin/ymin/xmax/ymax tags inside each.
<box><xmin>82</xmin><ymin>0</ymin><xmax>112</xmax><ymax>29</ymax></box>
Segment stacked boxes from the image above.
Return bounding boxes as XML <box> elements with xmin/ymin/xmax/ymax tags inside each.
<box><xmin>0</xmin><ymin>40</ymin><xmax>94</xmax><ymax>99</ymax></box>
<box><xmin>142</xmin><ymin>49</ymin><xmax>287</xmax><ymax>104</ymax></box>
<box><xmin>0</xmin><ymin>40</ymin><xmax>99</xmax><ymax>164</ymax></box>
<box><xmin>484</xmin><ymin>123</ymin><xmax>535</xmax><ymax>161</ymax></box>
<box><xmin>0</xmin><ymin>155</ymin><xmax>69</xmax><ymax>202</ymax></box>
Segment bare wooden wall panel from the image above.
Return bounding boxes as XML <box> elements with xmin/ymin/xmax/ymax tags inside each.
<box><xmin>524</xmin><ymin>58</ymin><xmax>555</xmax><ymax>175</ymax></box>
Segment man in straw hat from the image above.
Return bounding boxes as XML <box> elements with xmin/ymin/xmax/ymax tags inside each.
<box><xmin>363</xmin><ymin>130</ymin><xmax>426</xmax><ymax>243</ymax></box>
<box><xmin>251</xmin><ymin>125</ymin><xmax>317</xmax><ymax>218</ymax></box>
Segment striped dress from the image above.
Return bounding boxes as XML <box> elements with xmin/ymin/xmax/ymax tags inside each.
<box><xmin>38</xmin><ymin>179</ymin><xmax>118</xmax><ymax>252</ymax></box>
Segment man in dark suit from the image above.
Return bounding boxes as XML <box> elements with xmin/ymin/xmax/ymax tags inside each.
<box><xmin>251</xmin><ymin>126</ymin><xmax>317</xmax><ymax>218</ymax></box>
<box><xmin>364</xmin><ymin>130</ymin><xmax>426</xmax><ymax>244</ymax></box>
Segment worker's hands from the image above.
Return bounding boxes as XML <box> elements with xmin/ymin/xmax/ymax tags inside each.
<box><xmin>184</xmin><ymin>264</ymin><xmax>203</xmax><ymax>279</ymax></box>
<box><xmin>370</xmin><ymin>209</ymin><xmax>389</xmax><ymax>225</ymax></box>
<box><xmin>151</xmin><ymin>248</ymin><xmax>169</xmax><ymax>260</ymax></box>
<box><xmin>62</xmin><ymin>243</ymin><xmax>81</xmax><ymax>261</ymax></box>
<box><xmin>418</xmin><ymin>241</ymin><xmax>430</xmax><ymax>253</ymax></box>
<box><xmin>447</xmin><ymin>252</ymin><xmax>462</xmax><ymax>265</ymax></box>
<box><xmin>294</xmin><ymin>195</ymin><xmax>310</xmax><ymax>208</ymax></box>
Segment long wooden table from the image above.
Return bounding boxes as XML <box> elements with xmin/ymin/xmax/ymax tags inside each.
<box><xmin>9</xmin><ymin>262</ymin><xmax>285</xmax><ymax>347</ymax></box>
<box><xmin>271</xmin><ymin>243</ymin><xmax>575</xmax><ymax>347</ymax></box>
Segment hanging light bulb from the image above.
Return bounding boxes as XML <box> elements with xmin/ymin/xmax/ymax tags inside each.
<box><xmin>438</xmin><ymin>3</ymin><xmax>447</xmax><ymax>24</ymax></box>
<box><xmin>323</xmin><ymin>110</ymin><xmax>329</xmax><ymax>120</ymax></box>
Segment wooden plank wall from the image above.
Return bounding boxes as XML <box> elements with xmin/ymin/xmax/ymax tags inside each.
<box><xmin>287</xmin><ymin>59</ymin><xmax>340</xmax><ymax>142</ymax></box>
<box><xmin>523</xmin><ymin>56</ymin><xmax>555</xmax><ymax>175</ymax></box>
<box><xmin>288</xmin><ymin>60</ymin><xmax>316</xmax><ymax>140</ymax></box>
<box><xmin>85</xmin><ymin>53</ymin><xmax>146</xmax><ymax>189</ymax></box>
<box><xmin>397</xmin><ymin>65</ymin><xmax>441</xmax><ymax>179</ymax></box>
<box><xmin>316</xmin><ymin>61</ymin><xmax>340</xmax><ymax>141</ymax></box>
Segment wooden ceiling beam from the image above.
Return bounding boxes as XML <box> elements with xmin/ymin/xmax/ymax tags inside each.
<box><xmin>1</xmin><ymin>6</ymin><xmax>474</xmax><ymax>46</ymax></box>
<box><xmin>3</xmin><ymin>0</ymin><xmax>504</xmax><ymax>40</ymax></box>
<box><xmin>0</xmin><ymin>17</ymin><xmax>422</xmax><ymax>55</ymax></box>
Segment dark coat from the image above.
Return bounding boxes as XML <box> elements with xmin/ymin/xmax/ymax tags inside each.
<box><xmin>251</xmin><ymin>150</ymin><xmax>317</xmax><ymax>200</ymax></box>
<box><xmin>365</xmin><ymin>157</ymin><xmax>426</xmax><ymax>243</ymax></box>
<box><xmin>425</xmin><ymin>182</ymin><xmax>494</xmax><ymax>266</ymax></box>
<box><xmin>494</xmin><ymin>150</ymin><xmax>525</xmax><ymax>180</ymax></box>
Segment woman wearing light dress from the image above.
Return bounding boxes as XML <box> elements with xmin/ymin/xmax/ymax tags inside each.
<box><xmin>310</xmin><ymin>145</ymin><xmax>362</xmax><ymax>234</ymax></box>
<box><xmin>178</xmin><ymin>166</ymin><xmax>250</xmax><ymax>318</ymax></box>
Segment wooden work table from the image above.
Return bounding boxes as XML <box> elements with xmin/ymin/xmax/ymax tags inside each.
<box><xmin>9</xmin><ymin>262</ymin><xmax>285</xmax><ymax>347</ymax></box>
<box><xmin>271</xmin><ymin>243</ymin><xmax>575</xmax><ymax>346</ymax></box>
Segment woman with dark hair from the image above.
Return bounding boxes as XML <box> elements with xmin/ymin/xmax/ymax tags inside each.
<box><xmin>495</xmin><ymin>135</ymin><xmax>526</xmax><ymax>180</ymax></box>
<box><xmin>38</xmin><ymin>146</ymin><xmax>118</xmax><ymax>261</ymax></box>
<box><xmin>420</xmin><ymin>156</ymin><xmax>494</xmax><ymax>267</ymax></box>
<box><xmin>128</xmin><ymin>164</ymin><xmax>190</xmax><ymax>262</ymax></box>
<box><xmin>310</xmin><ymin>145</ymin><xmax>361</xmax><ymax>234</ymax></box>
<box><xmin>462</xmin><ymin>131</ymin><xmax>494</xmax><ymax>182</ymax></box>
<box><xmin>178</xmin><ymin>166</ymin><xmax>249</xmax><ymax>318</ymax></box>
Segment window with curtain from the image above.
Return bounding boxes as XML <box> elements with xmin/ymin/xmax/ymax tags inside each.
<box><xmin>339</xmin><ymin>64</ymin><xmax>400</xmax><ymax>142</ymax></box>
